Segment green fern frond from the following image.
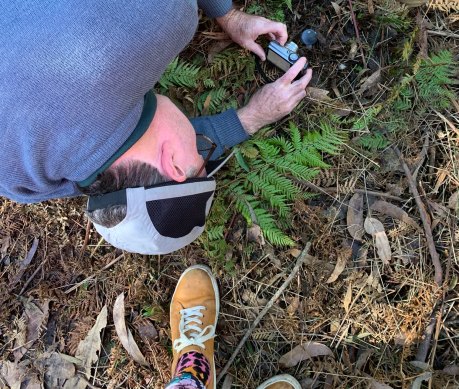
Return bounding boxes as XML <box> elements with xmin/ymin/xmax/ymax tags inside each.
<box><xmin>350</xmin><ymin>106</ymin><xmax>382</xmax><ymax>131</ymax></box>
<box><xmin>272</xmin><ymin>159</ymin><xmax>320</xmax><ymax>181</ymax></box>
<box><xmin>289</xmin><ymin>122</ymin><xmax>302</xmax><ymax>150</ymax></box>
<box><xmin>159</xmin><ymin>57</ymin><xmax>200</xmax><ymax>89</ymax></box>
<box><xmin>269</xmin><ymin>136</ymin><xmax>295</xmax><ymax>153</ymax></box>
<box><xmin>253</xmin><ymin>208</ymin><xmax>295</xmax><ymax>246</ymax></box>
<box><xmin>196</xmin><ymin>87</ymin><xmax>228</xmax><ymax>114</ymax></box>
<box><xmin>356</xmin><ymin>133</ymin><xmax>390</xmax><ymax>151</ymax></box>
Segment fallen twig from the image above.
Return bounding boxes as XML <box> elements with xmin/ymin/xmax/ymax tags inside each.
<box><xmin>427</xmin><ymin>30</ymin><xmax>459</xmax><ymax>40</ymax></box>
<box><xmin>348</xmin><ymin>0</ymin><xmax>367</xmax><ymax>67</ymax></box>
<box><xmin>64</xmin><ymin>253</ymin><xmax>124</xmax><ymax>294</ymax></box>
<box><xmin>392</xmin><ymin>144</ymin><xmax>443</xmax><ymax>364</ymax></box>
<box><xmin>412</xmin><ymin>134</ymin><xmax>430</xmax><ymax>181</ymax></box>
<box><xmin>80</xmin><ymin>218</ymin><xmax>92</xmax><ymax>258</ymax></box>
<box><xmin>216</xmin><ymin>242</ymin><xmax>311</xmax><ymax>384</ymax></box>
<box><xmin>9</xmin><ymin>237</ymin><xmax>39</xmax><ymax>291</ymax></box>
<box><xmin>392</xmin><ymin>145</ymin><xmax>443</xmax><ymax>285</ymax></box>
<box><xmin>303</xmin><ymin>181</ymin><xmax>404</xmax><ymax>202</ymax></box>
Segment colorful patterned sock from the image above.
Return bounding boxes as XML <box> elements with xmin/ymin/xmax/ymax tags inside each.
<box><xmin>165</xmin><ymin>351</ymin><xmax>211</xmax><ymax>389</ymax></box>
<box><xmin>165</xmin><ymin>372</ymin><xmax>205</xmax><ymax>389</ymax></box>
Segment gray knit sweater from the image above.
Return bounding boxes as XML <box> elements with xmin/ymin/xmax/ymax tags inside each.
<box><xmin>0</xmin><ymin>0</ymin><xmax>248</xmax><ymax>203</ymax></box>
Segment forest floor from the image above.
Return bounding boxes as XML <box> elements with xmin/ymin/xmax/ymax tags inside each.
<box><xmin>1</xmin><ymin>1</ymin><xmax>458</xmax><ymax>388</ymax></box>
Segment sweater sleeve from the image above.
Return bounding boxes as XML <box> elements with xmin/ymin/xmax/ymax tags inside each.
<box><xmin>190</xmin><ymin>108</ymin><xmax>249</xmax><ymax>160</ymax></box>
<box><xmin>197</xmin><ymin>0</ymin><xmax>232</xmax><ymax>18</ymax></box>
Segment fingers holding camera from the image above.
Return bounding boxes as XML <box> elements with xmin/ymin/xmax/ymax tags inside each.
<box><xmin>237</xmin><ymin>63</ymin><xmax>313</xmax><ymax>135</ymax></box>
<box><xmin>216</xmin><ymin>10</ymin><xmax>288</xmax><ymax>61</ymax></box>
<box><xmin>280</xmin><ymin>57</ymin><xmax>308</xmax><ymax>84</ymax></box>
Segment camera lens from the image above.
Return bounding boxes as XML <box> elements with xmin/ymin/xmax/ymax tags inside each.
<box><xmin>284</xmin><ymin>41</ymin><xmax>298</xmax><ymax>53</ymax></box>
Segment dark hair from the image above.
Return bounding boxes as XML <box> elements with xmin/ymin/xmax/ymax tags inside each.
<box><xmin>79</xmin><ymin>162</ymin><xmax>167</xmax><ymax>227</ymax></box>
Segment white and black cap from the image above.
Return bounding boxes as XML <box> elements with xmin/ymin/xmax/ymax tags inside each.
<box><xmin>87</xmin><ymin>177</ymin><xmax>216</xmax><ymax>255</ymax></box>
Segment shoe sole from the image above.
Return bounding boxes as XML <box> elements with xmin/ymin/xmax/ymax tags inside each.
<box><xmin>171</xmin><ymin>264</ymin><xmax>220</xmax><ymax>389</ymax></box>
<box><xmin>256</xmin><ymin>374</ymin><xmax>302</xmax><ymax>389</ymax></box>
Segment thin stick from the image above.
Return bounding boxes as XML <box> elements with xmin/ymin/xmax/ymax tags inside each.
<box><xmin>348</xmin><ymin>0</ymin><xmax>367</xmax><ymax>67</ymax></box>
<box><xmin>80</xmin><ymin>218</ymin><xmax>92</xmax><ymax>257</ymax></box>
<box><xmin>18</xmin><ymin>260</ymin><xmax>47</xmax><ymax>296</ymax></box>
<box><xmin>427</xmin><ymin>30</ymin><xmax>459</xmax><ymax>40</ymax></box>
<box><xmin>216</xmin><ymin>242</ymin><xmax>311</xmax><ymax>384</ymax></box>
<box><xmin>302</xmin><ymin>181</ymin><xmax>404</xmax><ymax>202</ymax></box>
<box><xmin>392</xmin><ymin>145</ymin><xmax>443</xmax><ymax>286</ymax></box>
<box><xmin>64</xmin><ymin>254</ymin><xmax>124</xmax><ymax>294</ymax></box>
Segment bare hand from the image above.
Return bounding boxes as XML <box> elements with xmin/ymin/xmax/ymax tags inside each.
<box><xmin>237</xmin><ymin>58</ymin><xmax>313</xmax><ymax>135</ymax></box>
<box><xmin>216</xmin><ymin>9</ymin><xmax>287</xmax><ymax>60</ymax></box>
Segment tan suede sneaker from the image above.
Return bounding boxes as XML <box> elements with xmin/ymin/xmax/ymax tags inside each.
<box><xmin>170</xmin><ymin>265</ymin><xmax>219</xmax><ymax>389</ymax></box>
<box><xmin>256</xmin><ymin>374</ymin><xmax>302</xmax><ymax>389</ymax></box>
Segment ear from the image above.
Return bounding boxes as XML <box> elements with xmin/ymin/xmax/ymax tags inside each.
<box><xmin>161</xmin><ymin>142</ymin><xmax>187</xmax><ymax>182</ymax></box>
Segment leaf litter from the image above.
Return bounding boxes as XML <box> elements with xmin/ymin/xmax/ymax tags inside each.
<box><xmin>1</xmin><ymin>1</ymin><xmax>459</xmax><ymax>388</ymax></box>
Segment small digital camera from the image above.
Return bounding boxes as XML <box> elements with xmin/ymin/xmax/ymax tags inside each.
<box><xmin>266</xmin><ymin>41</ymin><xmax>308</xmax><ymax>72</ymax></box>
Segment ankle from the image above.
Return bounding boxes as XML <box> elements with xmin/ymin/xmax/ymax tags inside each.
<box><xmin>175</xmin><ymin>351</ymin><xmax>211</xmax><ymax>386</ymax></box>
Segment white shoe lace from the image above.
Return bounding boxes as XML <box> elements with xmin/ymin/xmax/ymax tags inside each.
<box><xmin>173</xmin><ymin>305</ymin><xmax>215</xmax><ymax>353</ymax></box>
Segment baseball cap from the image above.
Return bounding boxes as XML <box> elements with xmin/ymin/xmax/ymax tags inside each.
<box><xmin>87</xmin><ymin>177</ymin><xmax>216</xmax><ymax>255</ymax></box>
<box><xmin>86</xmin><ymin>151</ymin><xmax>234</xmax><ymax>255</ymax></box>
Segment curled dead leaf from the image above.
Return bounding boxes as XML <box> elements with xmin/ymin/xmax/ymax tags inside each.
<box><xmin>448</xmin><ymin>190</ymin><xmax>459</xmax><ymax>211</ymax></box>
<box><xmin>113</xmin><ymin>293</ymin><xmax>149</xmax><ymax>366</ymax></box>
<box><xmin>364</xmin><ymin>217</ymin><xmax>391</xmax><ymax>265</ymax></box>
<box><xmin>14</xmin><ymin>299</ymin><xmax>50</xmax><ymax>362</ymax></box>
<box><xmin>443</xmin><ymin>364</ymin><xmax>459</xmax><ymax>376</ymax></box>
<box><xmin>326</xmin><ymin>247</ymin><xmax>352</xmax><ymax>283</ymax></box>
<box><xmin>369</xmin><ymin>378</ymin><xmax>394</xmax><ymax>389</ymax></box>
<box><xmin>306</xmin><ymin>87</ymin><xmax>332</xmax><ymax>102</ymax></box>
<box><xmin>357</xmin><ymin>70</ymin><xmax>381</xmax><ymax>95</ymax></box>
<box><xmin>343</xmin><ymin>282</ymin><xmax>352</xmax><ymax>313</ymax></box>
<box><xmin>370</xmin><ymin>200</ymin><xmax>421</xmax><ymax>231</ymax></box>
<box><xmin>347</xmin><ymin>193</ymin><xmax>364</xmax><ymax>240</ymax></box>
<box><xmin>279</xmin><ymin>342</ymin><xmax>333</xmax><ymax>368</ymax></box>
<box><xmin>247</xmin><ymin>224</ymin><xmax>265</xmax><ymax>245</ymax></box>
<box><xmin>364</xmin><ymin>217</ymin><xmax>385</xmax><ymax>235</ymax></box>
<box><xmin>63</xmin><ymin>305</ymin><xmax>107</xmax><ymax>389</ymax></box>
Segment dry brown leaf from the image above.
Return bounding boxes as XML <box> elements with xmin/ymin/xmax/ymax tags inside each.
<box><xmin>357</xmin><ymin>70</ymin><xmax>381</xmax><ymax>95</ymax></box>
<box><xmin>369</xmin><ymin>379</ymin><xmax>394</xmax><ymax>389</ymax></box>
<box><xmin>347</xmin><ymin>193</ymin><xmax>364</xmax><ymax>240</ymax></box>
<box><xmin>370</xmin><ymin>200</ymin><xmax>421</xmax><ymax>231</ymax></box>
<box><xmin>36</xmin><ymin>352</ymin><xmax>76</xmax><ymax>379</ymax></box>
<box><xmin>306</xmin><ymin>87</ymin><xmax>332</xmax><ymax>102</ymax></box>
<box><xmin>134</xmin><ymin>319</ymin><xmax>158</xmax><ymax>343</ymax></box>
<box><xmin>448</xmin><ymin>190</ymin><xmax>459</xmax><ymax>211</ymax></box>
<box><xmin>63</xmin><ymin>305</ymin><xmax>108</xmax><ymax>389</ymax></box>
<box><xmin>221</xmin><ymin>374</ymin><xmax>234</xmax><ymax>389</ymax></box>
<box><xmin>0</xmin><ymin>361</ymin><xmax>26</xmax><ymax>389</ymax></box>
<box><xmin>364</xmin><ymin>217</ymin><xmax>391</xmax><ymax>264</ymax></box>
<box><xmin>443</xmin><ymin>364</ymin><xmax>459</xmax><ymax>375</ymax></box>
<box><xmin>287</xmin><ymin>248</ymin><xmax>302</xmax><ymax>258</ymax></box>
<box><xmin>343</xmin><ymin>282</ymin><xmax>352</xmax><ymax>313</ymax></box>
<box><xmin>331</xmin><ymin>2</ymin><xmax>341</xmax><ymax>15</ymax></box>
<box><xmin>247</xmin><ymin>224</ymin><xmax>265</xmax><ymax>245</ymax></box>
<box><xmin>14</xmin><ymin>299</ymin><xmax>50</xmax><ymax>362</ymax></box>
<box><xmin>9</xmin><ymin>238</ymin><xmax>39</xmax><ymax>289</ymax></box>
<box><xmin>0</xmin><ymin>236</ymin><xmax>10</xmax><ymax>258</ymax></box>
<box><xmin>207</xmin><ymin>40</ymin><xmax>232</xmax><ymax>62</ymax></box>
<box><xmin>326</xmin><ymin>247</ymin><xmax>351</xmax><ymax>283</ymax></box>
<box><xmin>355</xmin><ymin>349</ymin><xmax>373</xmax><ymax>371</ymax></box>
<box><xmin>286</xmin><ymin>296</ymin><xmax>300</xmax><ymax>316</ymax></box>
<box><xmin>113</xmin><ymin>293</ymin><xmax>149</xmax><ymax>366</ymax></box>
<box><xmin>279</xmin><ymin>342</ymin><xmax>333</xmax><ymax>367</ymax></box>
